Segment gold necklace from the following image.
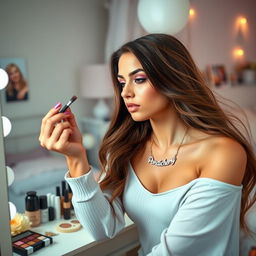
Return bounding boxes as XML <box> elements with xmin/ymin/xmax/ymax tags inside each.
<box><xmin>148</xmin><ymin>128</ymin><xmax>188</xmax><ymax>167</ymax></box>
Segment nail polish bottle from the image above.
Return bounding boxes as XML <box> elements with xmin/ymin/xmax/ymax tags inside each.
<box><xmin>25</xmin><ymin>191</ymin><xmax>40</xmax><ymax>227</ymax></box>
<box><xmin>63</xmin><ymin>189</ymin><xmax>71</xmax><ymax>220</ymax></box>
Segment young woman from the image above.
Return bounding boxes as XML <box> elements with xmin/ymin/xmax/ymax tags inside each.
<box><xmin>39</xmin><ymin>34</ymin><xmax>256</xmax><ymax>255</ymax></box>
<box><xmin>5</xmin><ymin>63</ymin><xmax>28</xmax><ymax>102</ymax></box>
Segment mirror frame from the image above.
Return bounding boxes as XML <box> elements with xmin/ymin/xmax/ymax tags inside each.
<box><xmin>0</xmin><ymin>99</ymin><xmax>13</xmax><ymax>255</ymax></box>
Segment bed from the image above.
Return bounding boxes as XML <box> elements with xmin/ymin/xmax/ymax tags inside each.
<box><xmin>6</xmin><ymin>146</ymin><xmax>68</xmax><ymax>213</ymax></box>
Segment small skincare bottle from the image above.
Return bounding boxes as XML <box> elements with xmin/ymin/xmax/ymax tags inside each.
<box><xmin>39</xmin><ymin>195</ymin><xmax>48</xmax><ymax>223</ymax></box>
<box><xmin>25</xmin><ymin>191</ymin><xmax>41</xmax><ymax>227</ymax></box>
<box><xmin>63</xmin><ymin>189</ymin><xmax>71</xmax><ymax>220</ymax></box>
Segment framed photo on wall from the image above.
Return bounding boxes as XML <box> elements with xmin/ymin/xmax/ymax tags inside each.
<box><xmin>206</xmin><ymin>64</ymin><xmax>227</xmax><ymax>87</ymax></box>
<box><xmin>0</xmin><ymin>58</ymin><xmax>29</xmax><ymax>102</ymax></box>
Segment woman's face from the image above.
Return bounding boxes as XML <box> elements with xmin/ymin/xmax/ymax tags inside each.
<box><xmin>117</xmin><ymin>52</ymin><xmax>170</xmax><ymax>121</ymax></box>
<box><xmin>8</xmin><ymin>66</ymin><xmax>21</xmax><ymax>83</ymax></box>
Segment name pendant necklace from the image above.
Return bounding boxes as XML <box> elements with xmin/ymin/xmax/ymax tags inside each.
<box><xmin>148</xmin><ymin>128</ymin><xmax>188</xmax><ymax>167</ymax></box>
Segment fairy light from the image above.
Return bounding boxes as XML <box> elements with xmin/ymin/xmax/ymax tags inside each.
<box><xmin>189</xmin><ymin>8</ymin><xmax>195</xmax><ymax>18</ymax></box>
<box><xmin>239</xmin><ymin>17</ymin><xmax>247</xmax><ymax>25</ymax></box>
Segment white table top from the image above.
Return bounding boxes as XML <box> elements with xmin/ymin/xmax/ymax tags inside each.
<box><xmin>13</xmin><ymin>214</ymin><xmax>135</xmax><ymax>256</ymax></box>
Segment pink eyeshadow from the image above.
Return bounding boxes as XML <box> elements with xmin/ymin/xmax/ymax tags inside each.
<box><xmin>14</xmin><ymin>241</ymin><xmax>23</xmax><ymax>245</ymax></box>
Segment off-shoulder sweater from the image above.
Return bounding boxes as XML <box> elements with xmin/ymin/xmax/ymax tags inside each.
<box><xmin>65</xmin><ymin>163</ymin><xmax>242</xmax><ymax>256</ymax></box>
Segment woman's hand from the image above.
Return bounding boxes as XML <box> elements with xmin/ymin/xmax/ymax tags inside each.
<box><xmin>39</xmin><ymin>103</ymin><xmax>90</xmax><ymax>177</ymax></box>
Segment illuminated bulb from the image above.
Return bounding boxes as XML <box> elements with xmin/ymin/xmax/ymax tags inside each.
<box><xmin>6</xmin><ymin>166</ymin><xmax>15</xmax><ymax>186</ymax></box>
<box><xmin>9</xmin><ymin>202</ymin><xmax>17</xmax><ymax>220</ymax></box>
<box><xmin>236</xmin><ymin>48</ymin><xmax>244</xmax><ymax>56</ymax></box>
<box><xmin>240</xmin><ymin>17</ymin><xmax>247</xmax><ymax>25</ymax></box>
<box><xmin>2</xmin><ymin>116</ymin><xmax>12</xmax><ymax>137</ymax></box>
<box><xmin>0</xmin><ymin>68</ymin><xmax>9</xmax><ymax>90</ymax></box>
<box><xmin>189</xmin><ymin>8</ymin><xmax>195</xmax><ymax>18</ymax></box>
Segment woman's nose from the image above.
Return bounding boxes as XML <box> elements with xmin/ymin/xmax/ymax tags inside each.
<box><xmin>121</xmin><ymin>83</ymin><xmax>134</xmax><ymax>98</ymax></box>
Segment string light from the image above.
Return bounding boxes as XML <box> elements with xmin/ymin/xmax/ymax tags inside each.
<box><xmin>189</xmin><ymin>8</ymin><xmax>195</xmax><ymax>18</ymax></box>
<box><xmin>233</xmin><ymin>47</ymin><xmax>245</xmax><ymax>59</ymax></box>
<box><xmin>239</xmin><ymin>17</ymin><xmax>247</xmax><ymax>25</ymax></box>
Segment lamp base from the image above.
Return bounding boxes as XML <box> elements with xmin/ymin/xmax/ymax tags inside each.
<box><xmin>93</xmin><ymin>99</ymin><xmax>110</xmax><ymax>121</ymax></box>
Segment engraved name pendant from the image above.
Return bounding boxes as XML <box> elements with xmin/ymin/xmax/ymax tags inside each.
<box><xmin>148</xmin><ymin>156</ymin><xmax>177</xmax><ymax>167</ymax></box>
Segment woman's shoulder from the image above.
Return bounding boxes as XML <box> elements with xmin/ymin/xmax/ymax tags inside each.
<box><xmin>198</xmin><ymin>135</ymin><xmax>247</xmax><ymax>186</ymax></box>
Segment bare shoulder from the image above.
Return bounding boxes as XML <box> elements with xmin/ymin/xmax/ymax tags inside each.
<box><xmin>199</xmin><ymin>136</ymin><xmax>247</xmax><ymax>185</ymax></box>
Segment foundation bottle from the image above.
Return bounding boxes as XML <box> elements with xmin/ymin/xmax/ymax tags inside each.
<box><xmin>25</xmin><ymin>191</ymin><xmax>41</xmax><ymax>227</ymax></box>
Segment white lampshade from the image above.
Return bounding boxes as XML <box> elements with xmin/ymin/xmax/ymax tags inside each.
<box><xmin>80</xmin><ymin>64</ymin><xmax>114</xmax><ymax>120</ymax></box>
<box><xmin>80</xmin><ymin>64</ymin><xmax>113</xmax><ymax>99</ymax></box>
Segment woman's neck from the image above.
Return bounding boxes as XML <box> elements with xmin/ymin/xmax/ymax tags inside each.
<box><xmin>149</xmin><ymin>109</ymin><xmax>187</xmax><ymax>151</ymax></box>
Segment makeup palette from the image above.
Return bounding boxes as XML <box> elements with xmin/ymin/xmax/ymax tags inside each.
<box><xmin>12</xmin><ymin>230</ymin><xmax>53</xmax><ymax>256</ymax></box>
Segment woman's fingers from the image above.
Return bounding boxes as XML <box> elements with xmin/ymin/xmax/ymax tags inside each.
<box><xmin>46</xmin><ymin>121</ymin><xmax>72</xmax><ymax>147</ymax></box>
<box><xmin>39</xmin><ymin>104</ymin><xmax>62</xmax><ymax>142</ymax></box>
<box><xmin>39</xmin><ymin>105</ymin><xmax>72</xmax><ymax>147</ymax></box>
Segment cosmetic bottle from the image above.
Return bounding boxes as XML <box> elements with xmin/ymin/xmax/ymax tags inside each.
<box><xmin>39</xmin><ymin>195</ymin><xmax>48</xmax><ymax>223</ymax></box>
<box><xmin>61</xmin><ymin>181</ymin><xmax>66</xmax><ymax>215</ymax></box>
<box><xmin>63</xmin><ymin>189</ymin><xmax>71</xmax><ymax>220</ymax></box>
<box><xmin>25</xmin><ymin>191</ymin><xmax>40</xmax><ymax>227</ymax></box>
<box><xmin>55</xmin><ymin>186</ymin><xmax>61</xmax><ymax>220</ymax></box>
<box><xmin>67</xmin><ymin>184</ymin><xmax>73</xmax><ymax>209</ymax></box>
<box><xmin>55</xmin><ymin>195</ymin><xmax>61</xmax><ymax>220</ymax></box>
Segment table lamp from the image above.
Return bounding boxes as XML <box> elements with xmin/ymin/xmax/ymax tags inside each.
<box><xmin>80</xmin><ymin>64</ymin><xmax>113</xmax><ymax>120</ymax></box>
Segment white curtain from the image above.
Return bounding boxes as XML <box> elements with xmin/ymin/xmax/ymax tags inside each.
<box><xmin>104</xmin><ymin>0</ymin><xmax>146</xmax><ymax>62</ymax></box>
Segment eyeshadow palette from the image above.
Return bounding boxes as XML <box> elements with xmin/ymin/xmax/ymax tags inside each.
<box><xmin>12</xmin><ymin>230</ymin><xmax>53</xmax><ymax>256</ymax></box>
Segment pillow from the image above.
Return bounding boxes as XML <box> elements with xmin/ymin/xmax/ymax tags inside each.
<box><xmin>5</xmin><ymin>147</ymin><xmax>50</xmax><ymax>167</ymax></box>
<box><xmin>12</xmin><ymin>155</ymin><xmax>67</xmax><ymax>182</ymax></box>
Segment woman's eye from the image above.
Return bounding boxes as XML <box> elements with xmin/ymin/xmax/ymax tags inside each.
<box><xmin>135</xmin><ymin>77</ymin><xmax>147</xmax><ymax>84</ymax></box>
<box><xmin>118</xmin><ymin>81</ymin><xmax>126</xmax><ymax>88</ymax></box>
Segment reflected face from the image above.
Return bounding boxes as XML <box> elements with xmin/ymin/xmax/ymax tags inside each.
<box><xmin>8</xmin><ymin>67</ymin><xmax>21</xmax><ymax>83</ymax></box>
<box><xmin>117</xmin><ymin>52</ymin><xmax>170</xmax><ymax>121</ymax></box>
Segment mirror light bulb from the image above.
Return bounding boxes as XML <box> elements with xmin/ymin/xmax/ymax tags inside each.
<box><xmin>9</xmin><ymin>202</ymin><xmax>17</xmax><ymax>220</ymax></box>
<box><xmin>0</xmin><ymin>68</ymin><xmax>9</xmax><ymax>90</ymax></box>
<box><xmin>2</xmin><ymin>116</ymin><xmax>12</xmax><ymax>137</ymax></box>
<box><xmin>6</xmin><ymin>166</ymin><xmax>15</xmax><ymax>186</ymax></box>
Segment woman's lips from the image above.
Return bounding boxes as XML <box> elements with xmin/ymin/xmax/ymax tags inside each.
<box><xmin>126</xmin><ymin>103</ymin><xmax>140</xmax><ymax>112</ymax></box>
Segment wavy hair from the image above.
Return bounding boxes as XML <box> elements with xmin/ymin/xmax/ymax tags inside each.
<box><xmin>5</xmin><ymin>63</ymin><xmax>27</xmax><ymax>96</ymax></box>
<box><xmin>98</xmin><ymin>33</ymin><xmax>256</xmax><ymax>232</ymax></box>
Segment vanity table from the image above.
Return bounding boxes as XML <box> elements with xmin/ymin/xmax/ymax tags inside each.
<box><xmin>13</xmin><ymin>214</ymin><xmax>139</xmax><ymax>256</ymax></box>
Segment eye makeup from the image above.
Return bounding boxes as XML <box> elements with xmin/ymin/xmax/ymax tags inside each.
<box><xmin>12</xmin><ymin>230</ymin><xmax>53</xmax><ymax>256</ymax></box>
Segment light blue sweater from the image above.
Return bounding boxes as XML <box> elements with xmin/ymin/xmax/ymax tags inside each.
<box><xmin>65</xmin><ymin>163</ymin><xmax>242</xmax><ymax>256</ymax></box>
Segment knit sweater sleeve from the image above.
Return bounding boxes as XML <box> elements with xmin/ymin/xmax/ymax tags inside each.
<box><xmin>147</xmin><ymin>180</ymin><xmax>242</xmax><ymax>256</ymax></box>
<box><xmin>65</xmin><ymin>168</ymin><xmax>125</xmax><ymax>240</ymax></box>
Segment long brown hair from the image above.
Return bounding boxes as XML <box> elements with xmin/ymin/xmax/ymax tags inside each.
<box><xmin>6</xmin><ymin>63</ymin><xmax>27</xmax><ymax>96</ymax></box>
<box><xmin>98</xmin><ymin>33</ymin><xmax>256</xmax><ymax>232</ymax></box>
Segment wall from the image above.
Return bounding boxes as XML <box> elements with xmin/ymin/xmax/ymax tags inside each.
<box><xmin>177</xmin><ymin>0</ymin><xmax>256</xmax><ymax>73</ymax></box>
<box><xmin>0</xmin><ymin>0</ymin><xmax>108</xmax><ymax>120</ymax></box>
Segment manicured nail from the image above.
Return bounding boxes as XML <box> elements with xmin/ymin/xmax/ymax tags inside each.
<box><xmin>64</xmin><ymin>111</ymin><xmax>71</xmax><ymax>115</ymax></box>
<box><xmin>54</xmin><ymin>102</ymin><xmax>61</xmax><ymax>109</ymax></box>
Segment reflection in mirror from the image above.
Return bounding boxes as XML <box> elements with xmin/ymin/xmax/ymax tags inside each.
<box><xmin>0</xmin><ymin>0</ymin><xmax>109</xmax><ymax>254</ymax></box>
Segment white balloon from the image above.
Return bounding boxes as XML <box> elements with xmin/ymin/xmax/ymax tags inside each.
<box><xmin>2</xmin><ymin>116</ymin><xmax>12</xmax><ymax>137</ymax></box>
<box><xmin>137</xmin><ymin>0</ymin><xmax>190</xmax><ymax>35</ymax></box>
<box><xmin>6</xmin><ymin>166</ymin><xmax>15</xmax><ymax>186</ymax></box>
<box><xmin>9</xmin><ymin>201</ymin><xmax>17</xmax><ymax>220</ymax></box>
<box><xmin>0</xmin><ymin>68</ymin><xmax>9</xmax><ymax>90</ymax></box>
